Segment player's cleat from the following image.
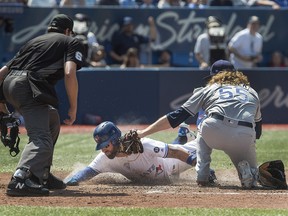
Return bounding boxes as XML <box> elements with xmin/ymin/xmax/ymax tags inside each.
<box><xmin>238</xmin><ymin>160</ymin><xmax>254</xmax><ymax>189</ymax></box>
<box><xmin>197</xmin><ymin>180</ymin><xmax>209</xmax><ymax>186</ymax></box>
<box><xmin>6</xmin><ymin>168</ymin><xmax>49</xmax><ymax>197</ymax></box>
<box><xmin>197</xmin><ymin>169</ymin><xmax>218</xmax><ymax>187</ymax></box>
<box><xmin>45</xmin><ymin>173</ymin><xmax>67</xmax><ymax>190</ymax></box>
<box><xmin>208</xmin><ymin>169</ymin><xmax>217</xmax><ymax>184</ymax></box>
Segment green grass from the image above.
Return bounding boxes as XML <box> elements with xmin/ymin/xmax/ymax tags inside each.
<box><xmin>0</xmin><ymin>206</ymin><xmax>287</xmax><ymax>216</ymax></box>
<box><xmin>0</xmin><ymin>128</ymin><xmax>288</xmax><ymax>215</ymax></box>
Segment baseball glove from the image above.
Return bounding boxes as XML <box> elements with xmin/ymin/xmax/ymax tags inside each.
<box><xmin>0</xmin><ymin>112</ymin><xmax>21</xmax><ymax>157</ymax></box>
<box><xmin>118</xmin><ymin>130</ymin><xmax>144</xmax><ymax>155</ymax></box>
<box><xmin>258</xmin><ymin>160</ymin><xmax>287</xmax><ymax>190</ymax></box>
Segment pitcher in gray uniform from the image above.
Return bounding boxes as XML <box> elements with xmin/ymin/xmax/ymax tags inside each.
<box><xmin>137</xmin><ymin>60</ymin><xmax>262</xmax><ymax>189</ymax></box>
<box><xmin>0</xmin><ymin>14</ymin><xmax>84</xmax><ymax>196</ymax></box>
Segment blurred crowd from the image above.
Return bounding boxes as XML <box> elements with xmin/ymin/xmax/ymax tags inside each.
<box><xmin>5</xmin><ymin>0</ymin><xmax>288</xmax><ymax>9</ymax></box>
<box><xmin>71</xmin><ymin>13</ymin><xmax>288</xmax><ymax>69</ymax></box>
<box><xmin>1</xmin><ymin>0</ymin><xmax>288</xmax><ymax>69</ymax></box>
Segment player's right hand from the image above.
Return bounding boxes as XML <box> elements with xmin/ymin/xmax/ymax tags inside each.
<box><xmin>136</xmin><ymin>129</ymin><xmax>144</xmax><ymax>138</ymax></box>
<box><xmin>66</xmin><ymin>177</ymin><xmax>79</xmax><ymax>186</ymax></box>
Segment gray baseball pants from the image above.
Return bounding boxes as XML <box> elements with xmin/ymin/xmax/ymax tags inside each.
<box><xmin>196</xmin><ymin>116</ymin><xmax>257</xmax><ymax>182</ymax></box>
<box><xmin>3</xmin><ymin>71</ymin><xmax>60</xmax><ymax>183</ymax></box>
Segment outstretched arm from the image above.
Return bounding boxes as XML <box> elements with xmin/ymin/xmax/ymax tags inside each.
<box><xmin>66</xmin><ymin>167</ymin><xmax>99</xmax><ymax>186</ymax></box>
<box><xmin>137</xmin><ymin>115</ymin><xmax>171</xmax><ymax>138</ymax></box>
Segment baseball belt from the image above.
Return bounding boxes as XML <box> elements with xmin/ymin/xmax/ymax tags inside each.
<box><xmin>210</xmin><ymin>113</ymin><xmax>253</xmax><ymax>128</ymax></box>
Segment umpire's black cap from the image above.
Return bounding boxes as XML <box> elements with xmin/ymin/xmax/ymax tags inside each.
<box><xmin>49</xmin><ymin>14</ymin><xmax>74</xmax><ymax>34</ymax></box>
<box><xmin>204</xmin><ymin>59</ymin><xmax>236</xmax><ymax>80</ymax></box>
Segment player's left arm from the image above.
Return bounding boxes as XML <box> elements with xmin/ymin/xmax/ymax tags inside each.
<box><xmin>66</xmin><ymin>166</ymin><xmax>99</xmax><ymax>186</ymax></box>
<box><xmin>166</xmin><ymin>144</ymin><xmax>196</xmax><ymax>166</ymax></box>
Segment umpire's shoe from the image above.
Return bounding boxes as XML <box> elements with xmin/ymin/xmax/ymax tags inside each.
<box><xmin>6</xmin><ymin>168</ymin><xmax>49</xmax><ymax>197</ymax></box>
<box><xmin>45</xmin><ymin>173</ymin><xmax>66</xmax><ymax>190</ymax></box>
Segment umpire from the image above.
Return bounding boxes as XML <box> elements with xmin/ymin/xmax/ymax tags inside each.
<box><xmin>0</xmin><ymin>14</ymin><xmax>84</xmax><ymax>196</ymax></box>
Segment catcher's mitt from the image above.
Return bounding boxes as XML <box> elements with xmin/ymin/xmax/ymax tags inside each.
<box><xmin>258</xmin><ymin>160</ymin><xmax>287</xmax><ymax>190</ymax></box>
<box><xmin>118</xmin><ymin>130</ymin><xmax>144</xmax><ymax>155</ymax></box>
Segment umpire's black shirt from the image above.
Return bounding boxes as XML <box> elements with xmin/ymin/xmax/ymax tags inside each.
<box><xmin>6</xmin><ymin>32</ymin><xmax>84</xmax><ymax>85</ymax></box>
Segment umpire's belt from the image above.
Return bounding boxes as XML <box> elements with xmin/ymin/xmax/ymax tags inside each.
<box><xmin>9</xmin><ymin>70</ymin><xmax>27</xmax><ymax>76</ymax></box>
<box><xmin>210</xmin><ymin>113</ymin><xmax>253</xmax><ymax>128</ymax></box>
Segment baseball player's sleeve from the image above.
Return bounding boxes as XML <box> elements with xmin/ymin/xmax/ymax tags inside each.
<box><xmin>66</xmin><ymin>38</ymin><xmax>85</xmax><ymax>69</ymax></box>
<box><xmin>66</xmin><ymin>152</ymin><xmax>111</xmax><ymax>186</ymax></box>
<box><xmin>181</xmin><ymin>87</ymin><xmax>206</xmax><ymax>116</ymax></box>
<box><xmin>66</xmin><ymin>166</ymin><xmax>99</xmax><ymax>186</ymax></box>
<box><xmin>141</xmin><ymin>138</ymin><xmax>169</xmax><ymax>158</ymax></box>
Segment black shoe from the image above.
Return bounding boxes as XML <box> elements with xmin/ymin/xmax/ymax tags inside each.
<box><xmin>6</xmin><ymin>177</ymin><xmax>49</xmax><ymax>197</ymax></box>
<box><xmin>45</xmin><ymin>173</ymin><xmax>66</xmax><ymax>190</ymax></box>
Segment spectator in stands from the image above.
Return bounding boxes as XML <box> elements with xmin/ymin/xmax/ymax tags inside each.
<box><xmin>97</xmin><ymin>0</ymin><xmax>120</xmax><ymax>5</ymax></box>
<box><xmin>140</xmin><ymin>0</ymin><xmax>156</xmax><ymax>7</ymax></box>
<box><xmin>59</xmin><ymin>0</ymin><xmax>87</xmax><ymax>6</ymax></box>
<box><xmin>267</xmin><ymin>51</ymin><xmax>286</xmax><ymax>67</ymax></box>
<box><xmin>194</xmin><ymin>16</ymin><xmax>227</xmax><ymax>69</ymax></box>
<box><xmin>73</xmin><ymin>13</ymin><xmax>98</xmax><ymax>66</ymax></box>
<box><xmin>109</xmin><ymin>16</ymin><xmax>157</xmax><ymax>65</ymax></box>
<box><xmin>228</xmin><ymin>16</ymin><xmax>263</xmax><ymax>69</ymax></box>
<box><xmin>120</xmin><ymin>47</ymin><xmax>144</xmax><ymax>68</ymax></box>
<box><xmin>209</xmin><ymin>0</ymin><xmax>233</xmax><ymax>6</ymax></box>
<box><xmin>1</xmin><ymin>0</ymin><xmax>27</xmax><ymax>5</ymax></box>
<box><xmin>88</xmin><ymin>44</ymin><xmax>107</xmax><ymax>68</ymax></box>
<box><xmin>157</xmin><ymin>0</ymin><xmax>182</xmax><ymax>8</ymax></box>
<box><xmin>119</xmin><ymin>0</ymin><xmax>138</xmax><ymax>7</ymax></box>
<box><xmin>184</xmin><ymin>0</ymin><xmax>208</xmax><ymax>8</ymax></box>
<box><xmin>239</xmin><ymin>0</ymin><xmax>281</xmax><ymax>9</ymax></box>
<box><xmin>157</xmin><ymin>49</ymin><xmax>172</xmax><ymax>67</ymax></box>
<box><xmin>27</xmin><ymin>0</ymin><xmax>58</xmax><ymax>6</ymax></box>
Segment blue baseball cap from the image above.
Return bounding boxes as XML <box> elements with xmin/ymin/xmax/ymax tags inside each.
<box><xmin>204</xmin><ymin>59</ymin><xmax>235</xmax><ymax>80</ymax></box>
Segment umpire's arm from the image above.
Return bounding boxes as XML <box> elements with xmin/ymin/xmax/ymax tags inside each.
<box><xmin>63</xmin><ymin>61</ymin><xmax>78</xmax><ymax>125</ymax></box>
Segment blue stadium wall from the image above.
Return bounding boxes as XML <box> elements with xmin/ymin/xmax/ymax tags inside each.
<box><xmin>55</xmin><ymin>68</ymin><xmax>288</xmax><ymax>125</ymax></box>
<box><xmin>1</xmin><ymin>6</ymin><xmax>288</xmax><ymax>124</ymax></box>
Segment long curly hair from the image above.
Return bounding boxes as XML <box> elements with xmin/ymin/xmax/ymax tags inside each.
<box><xmin>207</xmin><ymin>71</ymin><xmax>250</xmax><ymax>86</ymax></box>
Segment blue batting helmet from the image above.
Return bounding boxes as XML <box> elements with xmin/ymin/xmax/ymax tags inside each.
<box><xmin>93</xmin><ymin>121</ymin><xmax>121</xmax><ymax>150</ymax></box>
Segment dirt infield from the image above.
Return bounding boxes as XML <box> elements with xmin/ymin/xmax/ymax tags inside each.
<box><xmin>1</xmin><ymin>125</ymin><xmax>288</xmax><ymax>209</ymax></box>
<box><xmin>1</xmin><ymin>170</ymin><xmax>288</xmax><ymax>209</ymax></box>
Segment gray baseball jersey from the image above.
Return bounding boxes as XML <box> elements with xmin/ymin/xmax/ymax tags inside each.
<box><xmin>181</xmin><ymin>83</ymin><xmax>261</xmax><ymax>182</ymax></box>
<box><xmin>182</xmin><ymin>84</ymin><xmax>261</xmax><ymax>124</ymax></box>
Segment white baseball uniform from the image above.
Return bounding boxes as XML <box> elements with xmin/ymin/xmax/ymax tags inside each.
<box><xmin>87</xmin><ymin>138</ymin><xmax>197</xmax><ymax>183</ymax></box>
<box><xmin>182</xmin><ymin>83</ymin><xmax>262</xmax><ymax>182</ymax></box>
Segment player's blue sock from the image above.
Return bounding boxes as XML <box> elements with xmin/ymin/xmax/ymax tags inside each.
<box><xmin>186</xmin><ymin>154</ymin><xmax>195</xmax><ymax>165</ymax></box>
